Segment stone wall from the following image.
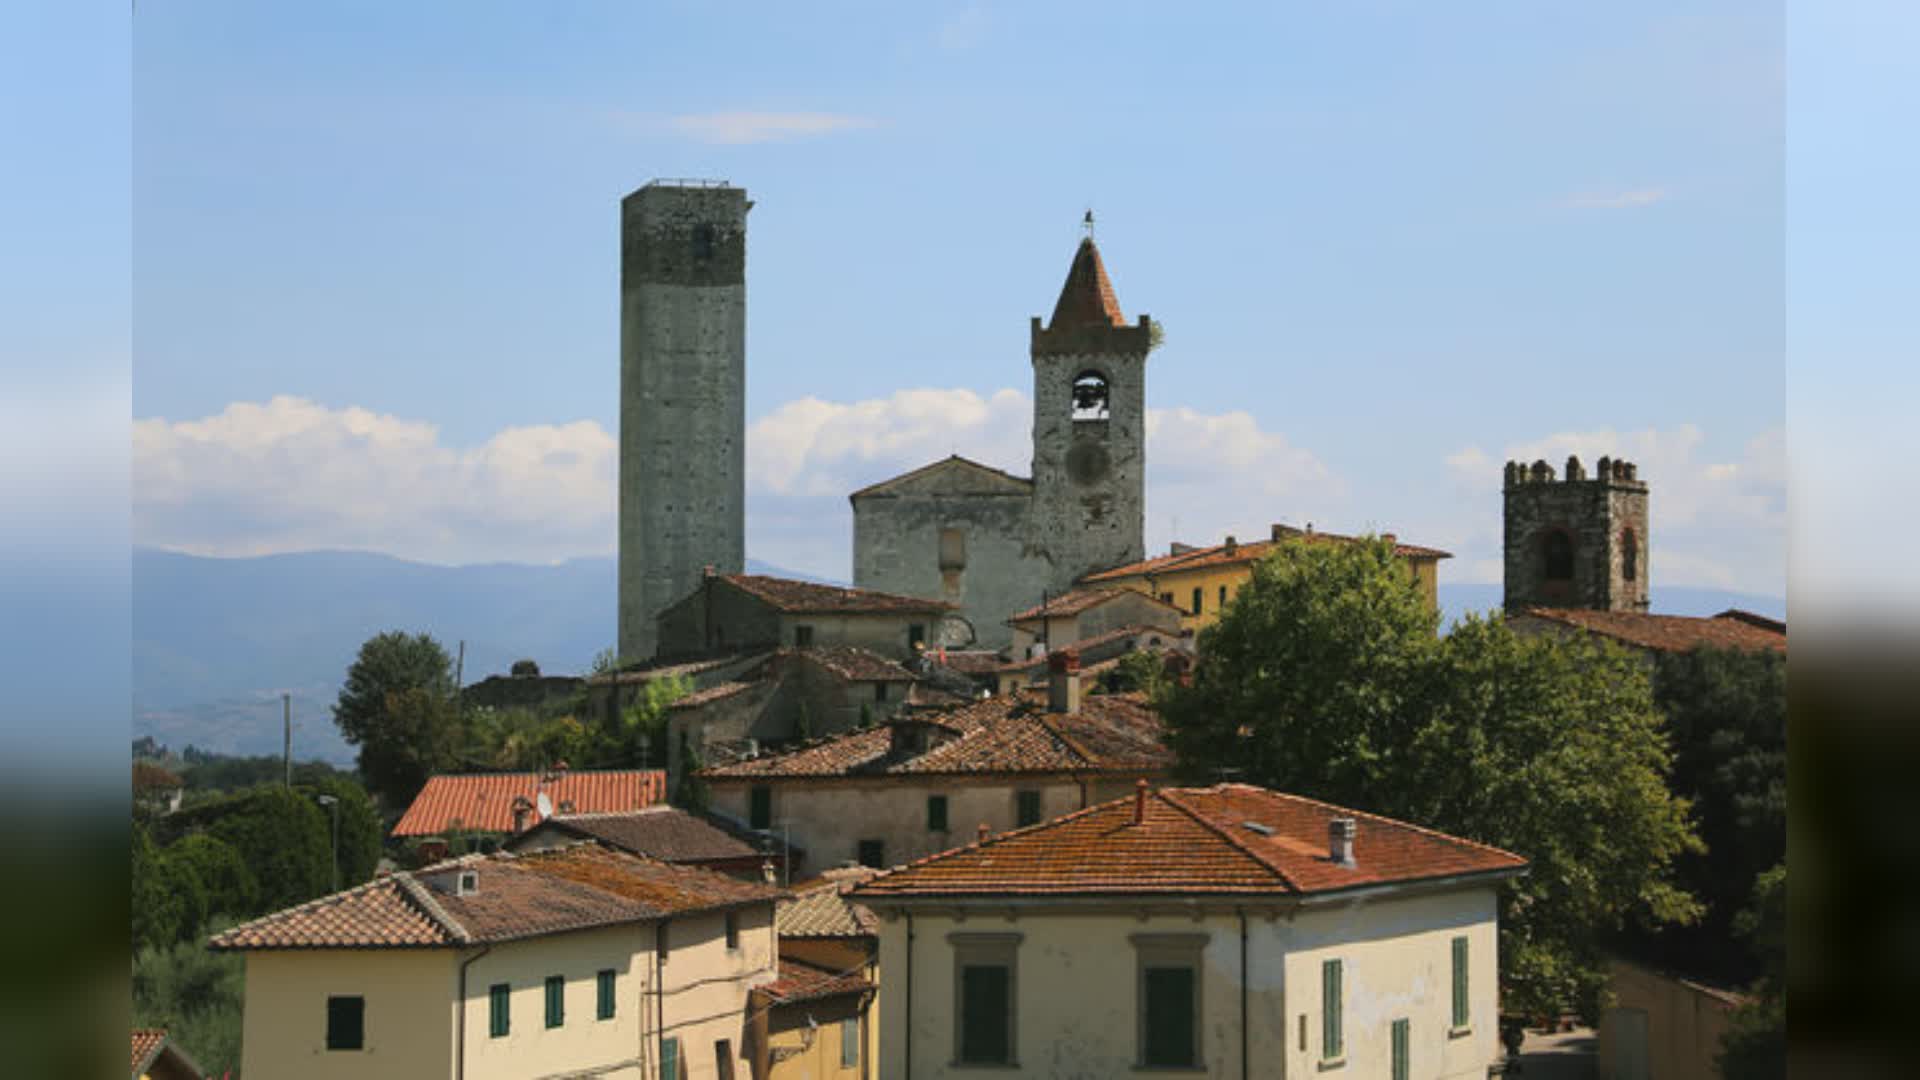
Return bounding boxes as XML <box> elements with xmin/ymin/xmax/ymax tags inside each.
<box><xmin>852</xmin><ymin>491</ymin><xmax>1044</xmax><ymax>652</ymax></box>
<box><xmin>1502</xmin><ymin>455</ymin><xmax>1650</xmax><ymax>612</ymax></box>
<box><xmin>1028</xmin><ymin>332</ymin><xmax>1151</xmax><ymax>594</ymax></box>
<box><xmin>618</xmin><ymin>181</ymin><xmax>750</xmax><ymax>661</ymax></box>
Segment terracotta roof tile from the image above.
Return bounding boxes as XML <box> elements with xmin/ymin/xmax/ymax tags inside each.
<box><xmin>700</xmin><ymin>691</ymin><xmax>1171</xmax><ymax>780</ymax></box>
<box><xmin>1049</xmin><ymin>237</ymin><xmax>1128</xmax><ymax>329</ymax></box>
<box><xmin>792</xmin><ymin>645</ymin><xmax>917</xmax><ymax>682</ymax></box>
<box><xmin>132</xmin><ymin>1030</ymin><xmax>164</xmax><ymax>1074</ymax></box>
<box><xmin>1517</xmin><ymin>608</ymin><xmax>1786</xmax><ymax>654</ymax></box>
<box><xmin>1006</xmin><ymin>586</ymin><xmax>1174</xmax><ymax>623</ymax></box>
<box><xmin>930</xmin><ymin>650</ymin><xmax>1008</xmax><ymax>675</ymax></box>
<box><xmin>851</xmin><ymin>783</ymin><xmax>1526</xmax><ymax>899</ymax></box>
<box><xmin>669</xmin><ymin>681</ymin><xmax>758</xmax><ymax>710</ymax></box>
<box><xmin>585</xmin><ymin>652</ymin><xmax>767</xmax><ymax>687</ymax></box>
<box><xmin>994</xmin><ymin>624</ymin><xmax>1183</xmax><ymax>674</ymax></box>
<box><xmin>211</xmin><ymin>846</ymin><xmax>786</xmax><ymax>951</ymax></box>
<box><xmin>777</xmin><ymin>873</ymin><xmax>880</xmax><ymax>938</ymax></box>
<box><xmin>391</xmin><ymin>770</ymin><xmax>667</xmax><ymax>837</ymax></box>
<box><xmin>517</xmin><ymin>807</ymin><xmax>771</xmax><ymax>863</ymax></box>
<box><xmin>1083</xmin><ymin>527</ymin><xmax>1451</xmax><ymax>583</ymax></box>
<box><xmin>724</xmin><ymin>574</ymin><xmax>952</xmax><ymax>615</ymax></box>
<box><xmin>758</xmin><ymin>957</ymin><xmax>873</xmax><ymax>1005</ymax></box>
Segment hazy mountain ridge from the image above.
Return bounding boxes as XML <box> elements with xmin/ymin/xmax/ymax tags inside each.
<box><xmin>132</xmin><ymin>548</ymin><xmax>1783</xmax><ymax>764</ymax></box>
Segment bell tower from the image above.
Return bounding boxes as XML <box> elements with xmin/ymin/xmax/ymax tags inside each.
<box><xmin>1028</xmin><ymin>220</ymin><xmax>1154</xmax><ymax>591</ymax></box>
<box><xmin>1502</xmin><ymin>455</ymin><xmax>1651</xmax><ymax>613</ymax></box>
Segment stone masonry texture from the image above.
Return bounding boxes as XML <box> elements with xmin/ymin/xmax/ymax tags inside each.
<box><xmin>1503</xmin><ymin>455</ymin><xmax>1650</xmax><ymax>613</ymax></box>
<box><xmin>619</xmin><ymin>182</ymin><xmax>751</xmax><ymax>661</ymax></box>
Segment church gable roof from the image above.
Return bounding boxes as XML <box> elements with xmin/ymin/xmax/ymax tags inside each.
<box><xmin>849</xmin><ymin>454</ymin><xmax>1033</xmax><ymax>500</ymax></box>
<box><xmin>1048</xmin><ymin>236</ymin><xmax>1128</xmax><ymax>330</ymax></box>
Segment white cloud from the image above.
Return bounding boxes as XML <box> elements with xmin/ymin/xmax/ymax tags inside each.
<box><xmin>748</xmin><ymin>388</ymin><xmax>1030</xmax><ymax>497</ymax></box>
<box><xmin>667</xmin><ymin>111</ymin><xmax>876</xmax><ymax>145</ymax></box>
<box><xmin>1562</xmin><ymin>187</ymin><xmax>1670</xmax><ymax>209</ymax></box>
<box><xmin>1443</xmin><ymin>424</ymin><xmax>1785</xmax><ymax>592</ymax></box>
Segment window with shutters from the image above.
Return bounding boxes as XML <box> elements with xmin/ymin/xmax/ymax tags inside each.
<box><xmin>1016</xmin><ymin>790</ymin><xmax>1042</xmax><ymax>827</ymax></box>
<box><xmin>1191</xmin><ymin>586</ymin><xmax>1203</xmax><ymax>615</ymax></box>
<box><xmin>489</xmin><ymin>983</ymin><xmax>510</xmax><ymax>1037</ymax></box>
<box><xmin>927</xmin><ymin>794</ymin><xmax>949</xmax><ymax>832</ymax></box>
<box><xmin>597</xmin><ymin>969</ymin><xmax>616</xmax><ymax>1020</ymax></box>
<box><xmin>1391</xmin><ymin>1018</ymin><xmax>1409</xmax><ymax>1080</ymax></box>
<box><xmin>951</xmin><ymin>933</ymin><xmax>1020</xmax><ymax>1066</ymax></box>
<box><xmin>714</xmin><ymin>1038</ymin><xmax>736</xmax><ymax>1080</ymax></box>
<box><xmin>749</xmin><ymin>786</ymin><xmax>772</xmax><ymax>830</ymax></box>
<box><xmin>544</xmin><ymin>975</ymin><xmax>565</xmax><ymax>1028</ymax></box>
<box><xmin>326</xmin><ymin>995</ymin><xmax>364</xmax><ymax>1051</ymax></box>
<box><xmin>1451</xmin><ymin>936</ymin><xmax>1470</xmax><ymax>1031</ymax></box>
<box><xmin>661</xmin><ymin>1036</ymin><xmax>680</xmax><ymax>1079</ymax></box>
<box><xmin>794</xmin><ymin>624</ymin><xmax>814</xmax><ymax>647</ymax></box>
<box><xmin>1219</xmin><ymin>584</ymin><xmax>1228</xmax><ymax>609</ymax></box>
<box><xmin>1133</xmin><ymin>933</ymin><xmax>1204</xmax><ymax>1068</ymax></box>
<box><xmin>1321</xmin><ymin>959</ymin><xmax>1343</xmax><ymax>1061</ymax></box>
<box><xmin>840</xmin><ymin>1016</ymin><xmax>860</xmax><ymax>1068</ymax></box>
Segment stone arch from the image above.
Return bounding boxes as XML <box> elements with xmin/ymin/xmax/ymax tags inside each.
<box><xmin>1071</xmin><ymin>369</ymin><xmax>1111</xmax><ymax>421</ymax></box>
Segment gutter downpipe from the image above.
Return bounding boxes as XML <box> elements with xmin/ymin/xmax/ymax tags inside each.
<box><xmin>1237</xmin><ymin>908</ymin><xmax>1249</xmax><ymax>1080</ymax></box>
<box><xmin>456</xmin><ymin>944</ymin><xmax>493</xmax><ymax>1080</ymax></box>
<box><xmin>904</xmin><ymin>911</ymin><xmax>915</xmax><ymax>1080</ymax></box>
<box><xmin>656</xmin><ymin>919</ymin><xmax>668</xmax><ymax>1080</ymax></box>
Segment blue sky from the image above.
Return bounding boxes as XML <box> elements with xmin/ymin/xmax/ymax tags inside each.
<box><xmin>127</xmin><ymin>1</ymin><xmax>1789</xmax><ymax>592</ymax></box>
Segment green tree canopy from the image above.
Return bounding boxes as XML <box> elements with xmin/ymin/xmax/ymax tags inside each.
<box><xmin>1158</xmin><ymin>537</ymin><xmax>1701</xmax><ymax>1018</ymax></box>
<box><xmin>334</xmin><ymin>631</ymin><xmax>458</xmax><ymax>807</ymax></box>
<box><xmin>164</xmin><ymin>833</ymin><xmax>257</xmax><ymax>923</ymax></box>
<box><xmin>203</xmin><ymin>787</ymin><xmax>332</xmax><ymax>913</ymax></box>
<box><xmin>297</xmin><ymin>775</ymin><xmax>384</xmax><ymax>888</ymax></box>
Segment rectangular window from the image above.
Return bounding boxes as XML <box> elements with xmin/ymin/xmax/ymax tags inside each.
<box><xmin>661</xmin><ymin>1036</ymin><xmax>680</xmax><ymax>1080</ymax></box>
<box><xmin>908</xmin><ymin>623</ymin><xmax>926</xmax><ymax>649</ymax></box>
<box><xmin>1160</xmin><ymin>592</ymin><xmax>1175</xmax><ymax>606</ymax></box>
<box><xmin>725</xmin><ymin>912</ymin><xmax>740</xmax><ymax>951</ymax></box>
<box><xmin>1191</xmin><ymin>587</ymin><xmax>1203</xmax><ymax>615</ymax></box>
<box><xmin>952</xmin><ymin>933</ymin><xmax>1020</xmax><ymax>1066</ymax></box>
<box><xmin>1451</xmin><ymin>936</ymin><xmax>1470</xmax><ymax>1029</ymax></box>
<box><xmin>940</xmin><ymin>527</ymin><xmax>967</xmax><ymax>571</ymax></box>
<box><xmin>857</xmin><ymin>839</ymin><xmax>884</xmax><ymax>869</ymax></box>
<box><xmin>875</xmin><ymin>681</ymin><xmax>889</xmax><ymax>703</ymax></box>
<box><xmin>596</xmin><ymin>969</ymin><xmax>615</xmax><ymax>1021</ymax></box>
<box><xmin>1016</xmin><ymin>790</ymin><xmax>1042</xmax><ymax>828</ymax></box>
<box><xmin>1392</xmin><ymin>1018</ymin><xmax>1410</xmax><ymax>1080</ymax></box>
<box><xmin>544</xmin><ymin>975</ymin><xmax>564</xmax><ymax>1029</ymax></box>
<box><xmin>1219</xmin><ymin>585</ymin><xmax>1228</xmax><ymax>608</ymax></box>
<box><xmin>715</xmin><ymin>1038</ymin><xmax>735</xmax><ymax>1080</ymax></box>
<box><xmin>928</xmin><ymin>794</ymin><xmax>949</xmax><ymax>832</ymax></box>
<box><xmin>489</xmin><ymin>982</ymin><xmax>510</xmax><ymax>1038</ymax></box>
<box><xmin>840</xmin><ymin>1016</ymin><xmax>860</xmax><ymax>1068</ymax></box>
<box><xmin>1322</xmin><ymin>959</ymin><xmax>1343</xmax><ymax>1060</ymax></box>
<box><xmin>749</xmin><ymin>785</ymin><xmax>772</xmax><ymax>830</ymax></box>
<box><xmin>1134</xmin><ymin>933</ymin><xmax>1204</xmax><ymax>1068</ymax></box>
<box><xmin>794</xmin><ymin>625</ymin><xmax>814</xmax><ymax>647</ymax></box>
<box><xmin>326</xmin><ymin>995</ymin><xmax>364</xmax><ymax>1051</ymax></box>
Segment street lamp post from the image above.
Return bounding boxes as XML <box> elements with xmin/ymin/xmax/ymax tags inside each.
<box><xmin>316</xmin><ymin>794</ymin><xmax>340</xmax><ymax>892</ymax></box>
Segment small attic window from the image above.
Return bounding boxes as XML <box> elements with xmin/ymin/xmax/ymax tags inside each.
<box><xmin>1071</xmin><ymin>371</ymin><xmax>1110</xmax><ymax>421</ymax></box>
<box><xmin>457</xmin><ymin>870</ymin><xmax>479</xmax><ymax>895</ymax></box>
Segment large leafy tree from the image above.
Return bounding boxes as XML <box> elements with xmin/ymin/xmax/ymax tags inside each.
<box><xmin>334</xmin><ymin>631</ymin><xmax>459</xmax><ymax>808</ymax></box>
<box><xmin>297</xmin><ymin>775</ymin><xmax>385</xmax><ymax>889</ymax></box>
<box><xmin>203</xmin><ymin>787</ymin><xmax>333</xmax><ymax>913</ymax></box>
<box><xmin>1159</xmin><ymin>537</ymin><xmax>1701</xmax><ymax>1018</ymax></box>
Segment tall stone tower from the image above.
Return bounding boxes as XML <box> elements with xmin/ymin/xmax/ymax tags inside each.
<box><xmin>1502</xmin><ymin>455</ymin><xmax>1650</xmax><ymax>613</ymax></box>
<box><xmin>1028</xmin><ymin>233</ymin><xmax>1154</xmax><ymax>591</ymax></box>
<box><xmin>618</xmin><ymin>181</ymin><xmax>752</xmax><ymax>661</ymax></box>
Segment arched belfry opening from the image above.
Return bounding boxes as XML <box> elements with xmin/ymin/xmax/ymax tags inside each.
<box><xmin>1071</xmin><ymin>370</ymin><xmax>1111</xmax><ymax>421</ymax></box>
<box><xmin>1621</xmin><ymin>528</ymin><xmax>1639</xmax><ymax>582</ymax></box>
<box><xmin>1543</xmin><ymin>530</ymin><xmax>1575</xmax><ymax>582</ymax></box>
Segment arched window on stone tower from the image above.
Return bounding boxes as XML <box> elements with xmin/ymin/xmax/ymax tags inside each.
<box><xmin>1543</xmin><ymin>530</ymin><xmax>1575</xmax><ymax>582</ymax></box>
<box><xmin>1071</xmin><ymin>370</ymin><xmax>1111</xmax><ymax>421</ymax></box>
<box><xmin>1621</xmin><ymin>528</ymin><xmax>1638</xmax><ymax>582</ymax></box>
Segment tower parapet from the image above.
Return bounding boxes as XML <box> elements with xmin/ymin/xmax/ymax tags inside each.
<box><xmin>1502</xmin><ymin>455</ymin><xmax>1650</xmax><ymax>613</ymax></box>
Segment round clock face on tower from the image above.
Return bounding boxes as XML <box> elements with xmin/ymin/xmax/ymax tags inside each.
<box><xmin>1066</xmin><ymin>440</ymin><xmax>1110</xmax><ymax>486</ymax></box>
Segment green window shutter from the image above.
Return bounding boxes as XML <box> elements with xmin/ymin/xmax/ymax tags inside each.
<box><xmin>1451</xmin><ymin>936</ymin><xmax>1469</xmax><ymax>1028</ymax></box>
<box><xmin>489</xmin><ymin>983</ymin><xmax>510</xmax><ymax>1038</ymax></box>
<box><xmin>544</xmin><ymin>975</ymin><xmax>564</xmax><ymax>1028</ymax></box>
<box><xmin>326</xmin><ymin>995</ymin><xmax>364</xmax><ymax>1051</ymax></box>
<box><xmin>959</xmin><ymin>964</ymin><xmax>1011</xmax><ymax>1064</ymax></box>
<box><xmin>749</xmin><ymin>786</ymin><xmax>772</xmax><ymax>830</ymax></box>
<box><xmin>1322</xmin><ymin>959</ymin><xmax>1342</xmax><ymax>1059</ymax></box>
<box><xmin>840</xmin><ymin>1016</ymin><xmax>860</xmax><ymax>1068</ymax></box>
<box><xmin>1142</xmin><ymin>966</ymin><xmax>1197</xmax><ymax>1066</ymax></box>
<box><xmin>1392</xmin><ymin>1018</ymin><xmax>1409</xmax><ymax>1080</ymax></box>
<box><xmin>661</xmin><ymin>1035</ymin><xmax>680</xmax><ymax>1079</ymax></box>
<box><xmin>1016</xmin><ymin>790</ymin><xmax>1041</xmax><ymax>827</ymax></box>
<box><xmin>928</xmin><ymin>795</ymin><xmax>948</xmax><ymax>832</ymax></box>
<box><xmin>597</xmin><ymin>969</ymin><xmax>616</xmax><ymax>1020</ymax></box>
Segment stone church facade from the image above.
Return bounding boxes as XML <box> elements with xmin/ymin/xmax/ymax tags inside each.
<box><xmin>851</xmin><ymin>235</ymin><xmax>1154</xmax><ymax>650</ymax></box>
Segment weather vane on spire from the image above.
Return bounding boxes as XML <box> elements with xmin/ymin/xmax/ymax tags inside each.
<box><xmin>1082</xmin><ymin>209</ymin><xmax>1095</xmax><ymax>240</ymax></box>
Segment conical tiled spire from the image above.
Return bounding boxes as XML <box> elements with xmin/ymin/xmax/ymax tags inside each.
<box><xmin>1047</xmin><ymin>237</ymin><xmax>1127</xmax><ymax>330</ymax></box>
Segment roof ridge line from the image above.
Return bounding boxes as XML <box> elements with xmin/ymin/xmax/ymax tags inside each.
<box><xmin>857</xmin><ymin>792</ymin><xmax>1134</xmax><ymax>888</ymax></box>
<box><xmin>1205</xmin><ymin>784</ymin><xmax>1526</xmax><ymax>864</ymax></box>
<box><xmin>1029</xmin><ymin>709</ymin><xmax>1098</xmax><ymax>767</ymax></box>
<box><xmin>1156</xmin><ymin>788</ymin><xmax>1301</xmax><ymax>892</ymax></box>
<box><xmin>393</xmin><ymin>869</ymin><xmax>473</xmax><ymax>945</ymax></box>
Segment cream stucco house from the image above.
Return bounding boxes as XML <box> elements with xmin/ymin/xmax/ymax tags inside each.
<box><xmin>851</xmin><ymin>782</ymin><xmax>1527</xmax><ymax>1079</ymax></box>
<box><xmin>210</xmin><ymin>844</ymin><xmax>786</xmax><ymax>1079</ymax></box>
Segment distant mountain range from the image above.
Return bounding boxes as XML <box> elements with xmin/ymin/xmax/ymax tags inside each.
<box><xmin>132</xmin><ymin>547</ymin><xmax>1784</xmax><ymax>764</ymax></box>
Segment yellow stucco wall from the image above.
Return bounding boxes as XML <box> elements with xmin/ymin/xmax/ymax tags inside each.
<box><xmin>237</xmin><ymin>904</ymin><xmax>778</xmax><ymax>1080</ymax></box>
<box><xmin>709</xmin><ymin>777</ymin><xmax>1098</xmax><ymax>872</ymax></box>
<box><xmin>767</xmin><ymin>1000</ymin><xmax>868</xmax><ymax>1080</ymax></box>
<box><xmin>1098</xmin><ymin>553</ymin><xmax>1442</xmax><ymax>635</ymax></box>
<box><xmin>1596</xmin><ymin>957</ymin><xmax>1740</xmax><ymax>1080</ymax></box>
<box><xmin>872</xmin><ymin>886</ymin><xmax>1500</xmax><ymax>1079</ymax></box>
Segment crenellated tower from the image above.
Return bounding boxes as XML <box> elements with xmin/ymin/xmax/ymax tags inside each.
<box><xmin>1502</xmin><ymin>455</ymin><xmax>1650</xmax><ymax>613</ymax></box>
<box><xmin>1027</xmin><ymin>231</ymin><xmax>1154</xmax><ymax>592</ymax></box>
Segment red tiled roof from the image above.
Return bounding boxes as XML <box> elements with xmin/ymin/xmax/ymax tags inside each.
<box><xmin>210</xmin><ymin>845</ymin><xmax>786</xmax><ymax>951</ymax></box>
<box><xmin>1006</xmin><ymin>586</ymin><xmax>1177</xmax><ymax>624</ymax></box>
<box><xmin>132</xmin><ymin>1030</ymin><xmax>164</xmax><ymax>1074</ymax></box>
<box><xmin>851</xmin><ymin>783</ymin><xmax>1525</xmax><ymax>900</ymax></box>
<box><xmin>994</xmin><ymin>624</ymin><xmax>1183</xmax><ymax>674</ymax></box>
<box><xmin>930</xmin><ymin>650</ymin><xmax>1008</xmax><ymax>676</ymax></box>
<box><xmin>513</xmin><ymin>807</ymin><xmax>773</xmax><ymax>864</ymax></box>
<box><xmin>669</xmin><ymin>681</ymin><xmax>758</xmax><ymax>711</ymax></box>
<box><xmin>585</xmin><ymin>652</ymin><xmax>764</xmax><ymax>687</ymax></box>
<box><xmin>1516</xmin><ymin>608</ymin><xmax>1786</xmax><ymax>655</ymax></box>
<box><xmin>778</xmin><ymin>870</ymin><xmax>881</xmax><ymax>938</ymax></box>
<box><xmin>1082</xmin><ymin>526</ymin><xmax>1451</xmax><ymax>583</ymax></box>
<box><xmin>725</xmin><ymin>574</ymin><xmax>952</xmax><ymax>615</ymax></box>
<box><xmin>391</xmin><ymin>770</ymin><xmax>667</xmax><ymax>838</ymax></box>
<box><xmin>758</xmin><ymin>957</ymin><xmax>873</xmax><ymax>1006</ymax></box>
<box><xmin>1049</xmin><ymin>237</ymin><xmax>1128</xmax><ymax>329</ymax></box>
<box><xmin>793</xmin><ymin>645</ymin><xmax>917</xmax><ymax>682</ymax></box>
<box><xmin>700</xmin><ymin>691</ymin><xmax>1171</xmax><ymax>780</ymax></box>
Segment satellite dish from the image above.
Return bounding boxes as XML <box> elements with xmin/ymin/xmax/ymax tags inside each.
<box><xmin>536</xmin><ymin>792</ymin><xmax>553</xmax><ymax>820</ymax></box>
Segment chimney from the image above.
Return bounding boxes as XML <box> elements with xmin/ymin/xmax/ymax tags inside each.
<box><xmin>1133</xmin><ymin>778</ymin><xmax>1149</xmax><ymax>824</ymax></box>
<box><xmin>977</xmin><ymin>822</ymin><xmax>990</xmax><ymax>844</ymax></box>
<box><xmin>1224</xmin><ymin>535</ymin><xmax>1238</xmax><ymax>555</ymax></box>
<box><xmin>1047</xmin><ymin>650</ymin><xmax>1082</xmax><ymax>714</ymax></box>
<box><xmin>1328</xmin><ymin>817</ymin><xmax>1357</xmax><ymax>867</ymax></box>
<box><xmin>511</xmin><ymin>797</ymin><xmax>532</xmax><ymax>834</ymax></box>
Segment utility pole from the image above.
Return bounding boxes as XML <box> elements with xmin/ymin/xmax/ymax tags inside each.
<box><xmin>282</xmin><ymin>692</ymin><xmax>292</xmax><ymax>789</ymax></box>
<box><xmin>453</xmin><ymin>639</ymin><xmax>466</xmax><ymax>727</ymax></box>
<box><xmin>316</xmin><ymin>793</ymin><xmax>340</xmax><ymax>892</ymax></box>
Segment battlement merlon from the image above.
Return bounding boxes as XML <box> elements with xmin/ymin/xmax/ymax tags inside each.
<box><xmin>1029</xmin><ymin>314</ymin><xmax>1155</xmax><ymax>358</ymax></box>
<box><xmin>1503</xmin><ymin>455</ymin><xmax>1648</xmax><ymax>491</ymax></box>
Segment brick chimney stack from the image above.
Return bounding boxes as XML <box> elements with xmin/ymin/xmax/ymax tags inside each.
<box><xmin>1047</xmin><ymin>649</ymin><xmax>1082</xmax><ymax>714</ymax></box>
<box><xmin>1133</xmin><ymin>778</ymin><xmax>1149</xmax><ymax>824</ymax></box>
